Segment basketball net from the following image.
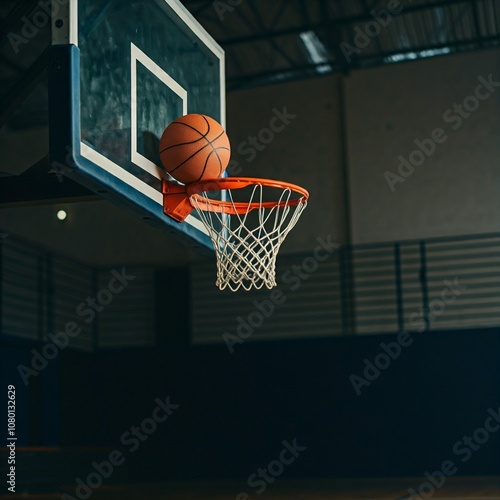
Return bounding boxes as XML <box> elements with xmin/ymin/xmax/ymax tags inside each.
<box><xmin>162</xmin><ymin>177</ymin><xmax>308</xmax><ymax>291</ymax></box>
<box><xmin>188</xmin><ymin>178</ymin><xmax>308</xmax><ymax>291</ymax></box>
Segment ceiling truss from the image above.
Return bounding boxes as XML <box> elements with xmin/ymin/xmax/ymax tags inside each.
<box><xmin>183</xmin><ymin>0</ymin><xmax>500</xmax><ymax>90</ymax></box>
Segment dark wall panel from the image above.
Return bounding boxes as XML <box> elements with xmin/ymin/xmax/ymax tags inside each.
<box><xmin>0</xmin><ymin>344</ymin><xmax>31</xmax><ymax>446</ymax></box>
<box><xmin>59</xmin><ymin>329</ymin><xmax>500</xmax><ymax>480</ymax></box>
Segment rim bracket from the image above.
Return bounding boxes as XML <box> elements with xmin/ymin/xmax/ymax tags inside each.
<box><xmin>161</xmin><ymin>180</ymin><xmax>193</xmax><ymax>222</ymax></box>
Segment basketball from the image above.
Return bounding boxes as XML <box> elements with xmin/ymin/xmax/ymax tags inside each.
<box><xmin>159</xmin><ymin>114</ymin><xmax>231</xmax><ymax>184</ymax></box>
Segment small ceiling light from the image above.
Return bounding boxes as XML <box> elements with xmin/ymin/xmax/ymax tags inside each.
<box><xmin>299</xmin><ymin>31</ymin><xmax>332</xmax><ymax>74</ymax></box>
<box><xmin>57</xmin><ymin>210</ymin><xmax>67</xmax><ymax>221</ymax></box>
<box><xmin>384</xmin><ymin>47</ymin><xmax>451</xmax><ymax>64</ymax></box>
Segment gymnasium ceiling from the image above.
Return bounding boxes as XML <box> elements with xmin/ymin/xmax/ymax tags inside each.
<box><xmin>1</xmin><ymin>0</ymin><xmax>499</xmax><ymax>135</ymax></box>
<box><xmin>0</xmin><ymin>0</ymin><xmax>499</xmax><ymax>136</ymax></box>
<box><xmin>0</xmin><ymin>0</ymin><xmax>500</xmax><ymax>264</ymax></box>
<box><xmin>182</xmin><ymin>0</ymin><xmax>500</xmax><ymax>90</ymax></box>
<box><xmin>1</xmin><ymin>0</ymin><xmax>500</xmax><ymax>107</ymax></box>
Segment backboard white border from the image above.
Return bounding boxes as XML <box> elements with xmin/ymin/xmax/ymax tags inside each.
<box><xmin>53</xmin><ymin>0</ymin><xmax>226</xmax><ymax>244</ymax></box>
<box><xmin>167</xmin><ymin>0</ymin><xmax>226</xmax><ymax>128</ymax></box>
<box><xmin>51</xmin><ymin>0</ymin><xmax>78</xmax><ymax>45</ymax></box>
<box><xmin>80</xmin><ymin>144</ymin><xmax>207</xmax><ymax>233</ymax></box>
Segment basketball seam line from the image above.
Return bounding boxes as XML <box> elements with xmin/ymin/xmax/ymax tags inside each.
<box><xmin>197</xmin><ymin>115</ymin><xmax>213</xmax><ymax>181</ymax></box>
<box><xmin>159</xmin><ymin>136</ymin><xmax>206</xmax><ymax>153</ymax></box>
<box><xmin>195</xmin><ymin>150</ymin><xmax>216</xmax><ymax>183</ymax></box>
<box><xmin>200</xmin><ymin>127</ymin><xmax>227</xmax><ymax>179</ymax></box>
<box><xmin>160</xmin><ymin>115</ymin><xmax>210</xmax><ymax>154</ymax></box>
<box><xmin>159</xmin><ymin>119</ymin><xmax>210</xmax><ymax>153</ymax></box>
<box><xmin>161</xmin><ymin>115</ymin><xmax>229</xmax><ymax>181</ymax></box>
<box><xmin>169</xmin><ymin>130</ymin><xmax>227</xmax><ymax>177</ymax></box>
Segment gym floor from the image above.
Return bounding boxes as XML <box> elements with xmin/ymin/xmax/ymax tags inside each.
<box><xmin>9</xmin><ymin>477</ymin><xmax>500</xmax><ymax>499</ymax></box>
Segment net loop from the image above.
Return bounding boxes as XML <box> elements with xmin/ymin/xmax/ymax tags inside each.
<box><xmin>188</xmin><ymin>177</ymin><xmax>308</xmax><ymax>291</ymax></box>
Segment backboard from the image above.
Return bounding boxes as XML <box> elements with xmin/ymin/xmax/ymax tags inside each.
<box><xmin>48</xmin><ymin>0</ymin><xmax>225</xmax><ymax>249</ymax></box>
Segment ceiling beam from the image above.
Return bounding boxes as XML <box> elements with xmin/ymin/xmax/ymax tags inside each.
<box><xmin>0</xmin><ymin>51</ymin><xmax>47</xmax><ymax>129</ymax></box>
<box><xmin>0</xmin><ymin>0</ymin><xmax>38</xmax><ymax>50</ymax></box>
<box><xmin>226</xmin><ymin>33</ymin><xmax>500</xmax><ymax>90</ymax></box>
<box><xmin>219</xmin><ymin>0</ymin><xmax>475</xmax><ymax>46</ymax></box>
<box><xmin>0</xmin><ymin>174</ymin><xmax>99</xmax><ymax>208</ymax></box>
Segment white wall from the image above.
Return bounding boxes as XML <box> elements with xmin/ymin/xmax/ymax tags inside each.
<box><xmin>226</xmin><ymin>75</ymin><xmax>347</xmax><ymax>252</ymax></box>
<box><xmin>346</xmin><ymin>48</ymin><xmax>500</xmax><ymax>244</ymax></box>
<box><xmin>226</xmin><ymin>48</ymin><xmax>500</xmax><ymax>250</ymax></box>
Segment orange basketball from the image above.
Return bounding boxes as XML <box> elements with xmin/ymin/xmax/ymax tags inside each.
<box><xmin>159</xmin><ymin>114</ymin><xmax>231</xmax><ymax>184</ymax></box>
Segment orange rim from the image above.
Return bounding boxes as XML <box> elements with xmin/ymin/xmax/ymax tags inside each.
<box><xmin>186</xmin><ymin>177</ymin><xmax>309</xmax><ymax>215</ymax></box>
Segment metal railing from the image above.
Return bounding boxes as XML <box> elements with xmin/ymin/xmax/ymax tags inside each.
<box><xmin>2</xmin><ymin>230</ymin><xmax>500</xmax><ymax>346</ymax></box>
<box><xmin>0</xmin><ymin>232</ymin><xmax>155</xmax><ymax>349</ymax></box>
<box><xmin>343</xmin><ymin>232</ymin><xmax>500</xmax><ymax>335</ymax></box>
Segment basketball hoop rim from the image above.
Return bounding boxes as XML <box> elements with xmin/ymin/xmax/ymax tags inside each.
<box><xmin>186</xmin><ymin>177</ymin><xmax>309</xmax><ymax>215</ymax></box>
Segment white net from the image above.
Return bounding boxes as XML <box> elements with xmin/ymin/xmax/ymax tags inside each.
<box><xmin>190</xmin><ymin>182</ymin><xmax>308</xmax><ymax>291</ymax></box>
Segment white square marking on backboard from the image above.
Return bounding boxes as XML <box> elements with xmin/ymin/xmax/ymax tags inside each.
<box><xmin>130</xmin><ymin>42</ymin><xmax>188</xmax><ymax>180</ymax></box>
<box><xmin>72</xmin><ymin>0</ymin><xmax>225</xmax><ymax>239</ymax></box>
<box><xmin>168</xmin><ymin>0</ymin><xmax>226</xmax><ymax>128</ymax></box>
<box><xmin>78</xmin><ymin>43</ymin><xmax>206</xmax><ymax>235</ymax></box>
